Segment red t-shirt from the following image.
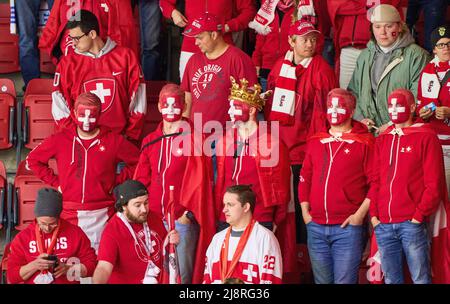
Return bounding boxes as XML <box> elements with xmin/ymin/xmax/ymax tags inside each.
<box><xmin>181</xmin><ymin>45</ymin><xmax>257</xmax><ymax>128</ymax></box>
<box><xmin>97</xmin><ymin>212</ymin><xmax>167</xmax><ymax>284</ymax></box>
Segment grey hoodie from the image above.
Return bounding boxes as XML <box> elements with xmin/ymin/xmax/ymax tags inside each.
<box><xmin>370</xmin><ymin>30</ymin><xmax>415</xmax><ymax>95</ymax></box>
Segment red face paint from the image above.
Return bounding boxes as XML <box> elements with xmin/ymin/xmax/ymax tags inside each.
<box><xmin>388</xmin><ymin>95</ymin><xmax>410</xmax><ymax>124</ymax></box>
<box><xmin>75</xmin><ymin>104</ymin><xmax>100</xmax><ymax>132</ymax></box>
<box><xmin>326</xmin><ymin>96</ymin><xmax>352</xmax><ymax>126</ymax></box>
<box><xmin>228</xmin><ymin>100</ymin><xmax>250</xmax><ymax>123</ymax></box>
<box><xmin>160</xmin><ymin>96</ymin><xmax>183</xmax><ymax>122</ymax></box>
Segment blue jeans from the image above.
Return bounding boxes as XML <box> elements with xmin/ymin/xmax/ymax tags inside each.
<box><xmin>306</xmin><ymin>221</ymin><xmax>365</xmax><ymax>284</ymax></box>
<box><xmin>374</xmin><ymin>221</ymin><xmax>431</xmax><ymax>284</ymax></box>
<box><xmin>138</xmin><ymin>0</ymin><xmax>161</xmax><ymax>80</ymax></box>
<box><xmin>15</xmin><ymin>0</ymin><xmax>54</xmax><ymax>87</ymax></box>
<box><xmin>406</xmin><ymin>0</ymin><xmax>447</xmax><ymax>52</ymax></box>
<box><xmin>164</xmin><ymin>219</ymin><xmax>199</xmax><ymax>284</ymax></box>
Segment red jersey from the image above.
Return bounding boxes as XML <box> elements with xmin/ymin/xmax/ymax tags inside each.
<box><xmin>52</xmin><ymin>39</ymin><xmax>146</xmax><ymax>141</ymax></box>
<box><xmin>7</xmin><ymin>220</ymin><xmax>97</xmax><ymax>284</ymax></box>
<box><xmin>97</xmin><ymin>212</ymin><xmax>167</xmax><ymax>284</ymax></box>
<box><xmin>159</xmin><ymin>0</ymin><xmax>256</xmax><ymax>53</ymax></box>
<box><xmin>181</xmin><ymin>45</ymin><xmax>257</xmax><ymax>127</ymax></box>
<box><xmin>39</xmin><ymin>0</ymin><xmax>138</xmax><ymax>61</ymax></box>
<box><xmin>203</xmin><ymin>222</ymin><xmax>282</xmax><ymax>284</ymax></box>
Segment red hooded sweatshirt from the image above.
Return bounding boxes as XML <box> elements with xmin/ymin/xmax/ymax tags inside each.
<box><xmin>369</xmin><ymin>124</ymin><xmax>446</xmax><ymax>223</ymax></box>
<box><xmin>26</xmin><ymin>127</ymin><xmax>139</xmax><ymax>213</ymax></box>
<box><xmin>299</xmin><ymin>120</ymin><xmax>376</xmax><ymax>224</ymax></box>
<box><xmin>7</xmin><ymin>219</ymin><xmax>97</xmax><ymax>284</ymax></box>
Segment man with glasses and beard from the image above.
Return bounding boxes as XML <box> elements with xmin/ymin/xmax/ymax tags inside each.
<box><xmin>93</xmin><ymin>180</ymin><xmax>179</xmax><ymax>284</ymax></box>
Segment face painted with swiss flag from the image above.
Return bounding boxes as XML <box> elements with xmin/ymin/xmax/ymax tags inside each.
<box><xmin>228</xmin><ymin>100</ymin><xmax>250</xmax><ymax>123</ymax></box>
<box><xmin>326</xmin><ymin>93</ymin><xmax>353</xmax><ymax>126</ymax></box>
<box><xmin>388</xmin><ymin>90</ymin><xmax>413</xmax><ymax>124</ymax></box>
<box><xmin>75</xmin><ymin>104</ymin><xmax>100</xmax><ymax>132</ymax></box>
<box><xmin>160</xmin><ymin>95</ymin><xmax>183</xmax><ymax>122</ymax></box>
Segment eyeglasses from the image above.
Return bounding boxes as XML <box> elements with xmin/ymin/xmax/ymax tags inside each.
<box><xmin>436</xmin><ymin>42</ymin><xmax>450</xmax><ymax>49</ymax></box>
<box><xmin>68</xmin><ymin>32</ymin><xmax>88</xmax><ymax>42</ymax></box>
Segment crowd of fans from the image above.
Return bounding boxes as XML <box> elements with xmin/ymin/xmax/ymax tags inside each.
<box><xmin>2</xmin><ymin>0</ymin><xmax>450</xmax><ymax>285</ymax></box>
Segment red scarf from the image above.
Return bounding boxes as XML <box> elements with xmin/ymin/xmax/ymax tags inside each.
<box><xmin>220</xmin><ymin>220</ymin><xmax>256</xmax><ymax>282</ymax></box>
<box><xmin>34</xmin><ymin>220</ymin><xmax>61</xmax><ymax>274</ymax></box>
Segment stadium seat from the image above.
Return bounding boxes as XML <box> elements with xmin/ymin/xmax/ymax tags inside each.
<box><xmin>39</xmin><ymin>49</ymin><xmax>56</xmax><ymax>74</ymax></box>
<box><xmin>16</xmin><ymin>78</ymin><xmax>55</xmax><ymax>167</ymax></box>
<box><xmin>140</xmin><ymin>80</ymin><xmax>168</xmax><ymax>140</ymax></box>
<box><xmin>0</xmin><ymin>4</ymin><xmax>19</xmax><ymax>74</ymax></box>
<box><xmin>12</xmin><ymin>160</ymin><xmax>57</xmax><ymax>232</ymax></box>
<box><xmin>0</xmin><ymin>78</ymin><xmax>16</xmax><ymax>150</ymax></box>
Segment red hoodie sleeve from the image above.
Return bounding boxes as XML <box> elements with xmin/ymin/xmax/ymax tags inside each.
<box><xmin>252</xmin><ymin>34</ymin><xmax>265</xmax><ymax>68</ymax></box>
<box><xmin>364</xmin><ymin>143</ymin><xmax>377</xmax><ymax>202</ymax></box>
<box><xmin>369</xmin><ymin>138</ymin><xmax>382</xmax><ymax>218</ymax></box>
<box><xmin>125</xmin><ymin>50</ymin><xmax>147</xmax><ymax>141</ymax></box>
<box><xmin>115</xmin><ymin>135</ymin><xmax>140</xmax><ymax>184</ymax></box>
<box><xmin>133</xmin><ymin>137</ymin><xmax>154</xmax><ymax>190</ymax></box>
<box><xmin>26</xmin><ymin>135</ymin><xmax>60</xmax><ymax>188</ymax></box>
<box><xmin>6</xmin><ymin>234</ymin><xmax>28</xmax><ymax>284</ymax></box>
<box><xmin>413</xmin><ymin>134</ymin><xmax>446</xmax><ymax>222</ymax></box>
<box><xmin>159</xmin><ymin>0</ymin><xmax>177</xmax><ymax>19</ymax></box>
<box><xmin>226</xmin><ymin>0</ymin><xmax>256</xmax><ymax>33</ymax></box>
<box><xmin>298</xmin><ymin>142</ymin><xmax>314</xmax><ymax>203</ymax></box>
<box><xmin>75</xmin><ymin>227</ymin><xmax>97</xmax><ymax>277</ymax></box>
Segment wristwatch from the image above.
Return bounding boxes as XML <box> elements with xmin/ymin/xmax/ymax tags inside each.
<box><xmin>184</xmin><ymin>210</ymin><xmax>196</xmax><ymax>222</ymax></box>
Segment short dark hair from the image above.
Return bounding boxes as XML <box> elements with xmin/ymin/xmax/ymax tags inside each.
<box><xmin>225</xmin><ymin>184</ymin><xmax>256</xmax><ymax>213</ymax></box>
<box><xmin>66</xmin><ymin>9</ymin><xmax>100</xmax><ymax>36</ymax></box>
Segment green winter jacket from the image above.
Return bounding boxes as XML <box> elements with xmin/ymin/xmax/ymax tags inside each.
<box><xmin>348</xmin><ymin>35</ymin><xmax>430</xmax><ymax>128</ymax></box>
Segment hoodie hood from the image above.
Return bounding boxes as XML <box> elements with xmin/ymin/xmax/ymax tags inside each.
<box><xmin>369</xmin><ymin>28</ymin><xmax>415</xmax><ymax>95</ymax></box>
<box><xmin>74</xmin><ymin>37</ymin><xmax>117</xmax><ymax>58</ymax></box>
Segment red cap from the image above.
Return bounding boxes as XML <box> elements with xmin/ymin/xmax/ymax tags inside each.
<box><xmin>288</xmin><ymin>20</ymin><xmax>320</xmax><ymax>37</ymax></box>
<box><xmin>183</xmin><ymin>13</ymin><xmax>223</xmax><ymax>37</ymax></box>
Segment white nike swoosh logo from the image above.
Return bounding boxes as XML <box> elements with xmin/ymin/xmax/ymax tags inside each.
<box><xmin>112</xmin><ymin>72</ymin><xmax>123</xmax><ymax>76</ymax></box>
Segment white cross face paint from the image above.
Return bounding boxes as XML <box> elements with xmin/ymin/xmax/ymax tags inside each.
<box><xmin>228</xmin><ymin>100</ymin><xmax>249</xmax><ymax>123</ymax></box>
<box><xmin>76</xmin><ymin>105</ymin><xmax>99</xmax><ymax>132</ymax></box>
<box><xmin>326</xmin><ymin>97</ymin><xmax>350</xmax><ymax>125</ymax></box>
<box><xmin>388</xmin><ymin>97</ymin><xmax>409</xmax><ymax>124</ymax></box>
<box><xmin>160</xmin><ymin>97</ymin><xmax>182</xmax><ymax>122</ymax></box>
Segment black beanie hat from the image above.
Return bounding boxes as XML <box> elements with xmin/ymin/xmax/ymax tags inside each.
<box><xmin>430</xmin><ymin>25</ymin><xmax>450</xmax><ymax>49</ymax></box>
<box><xmin>34</xmin><ymin>188</ymin><xmax>63</xmax><ymax>218</ymax></box>
<box><xmin>113</xmin><ymin>180</ymin><xmax>148</xmax><ymax>212</ymax></box>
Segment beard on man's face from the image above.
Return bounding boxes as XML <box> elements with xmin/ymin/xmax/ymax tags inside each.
<box><xmin>124</xmin><ymin>209</ymin><xmax>148</xmax><ymax>224</ymax></box>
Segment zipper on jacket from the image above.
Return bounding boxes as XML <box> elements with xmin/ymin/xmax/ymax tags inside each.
<box><xmin>323</xmin><ymin>142</ymin><xmax>345</xmax><ymax>224</ymax></box>
<box><xmin>387</xmin><ymin>135</ymin><xmax>401</xmax><ymax>222</ymax></box>
<box><xmin>75</xmin><ymin>138</ymin><xmax>100</xmax><ymax>204</ymax></box>
<box><xmin>160</xmin><ymin>137</ymin><xmax>173</xmax><ymax>217</ymax></box>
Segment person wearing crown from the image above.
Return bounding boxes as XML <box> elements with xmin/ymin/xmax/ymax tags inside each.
<box><xmin>215</xmin><ymin>76</ymin><xmax>291</xmax><ymax>234</ymax></box>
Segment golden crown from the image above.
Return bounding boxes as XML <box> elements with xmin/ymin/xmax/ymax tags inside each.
<box><xmin>229</xmin><ymin>76</ymin><xmax>265</xmax><ymax>111</ymax></box>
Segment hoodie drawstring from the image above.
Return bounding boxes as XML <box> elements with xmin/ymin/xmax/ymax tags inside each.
<box><xmin>71</xmin><ymin>136</ymin><xmax>76</xmax><ymax>165</ymax></box>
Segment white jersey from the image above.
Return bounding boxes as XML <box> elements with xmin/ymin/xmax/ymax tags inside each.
<box><xmin>203</xmin><ymin>222</ymin><xmax>283</xmax><ymax>284</ymax></box>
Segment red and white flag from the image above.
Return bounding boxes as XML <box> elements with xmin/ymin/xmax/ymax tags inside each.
<box><xmin>162</xmin><ymin>186</ymin><xmax>181</xmax><ymax>284</ymax></box>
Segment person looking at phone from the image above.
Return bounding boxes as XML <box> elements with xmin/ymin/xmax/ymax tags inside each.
<box><xmin>417</xmin><ymin>25</ymin><xmax>450</xmax><ymax>195</ymax></box>
<box><xmin>6</xmin><ymin>188</ymin><xmax>97</xmax><ymax>284</ymax></box>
